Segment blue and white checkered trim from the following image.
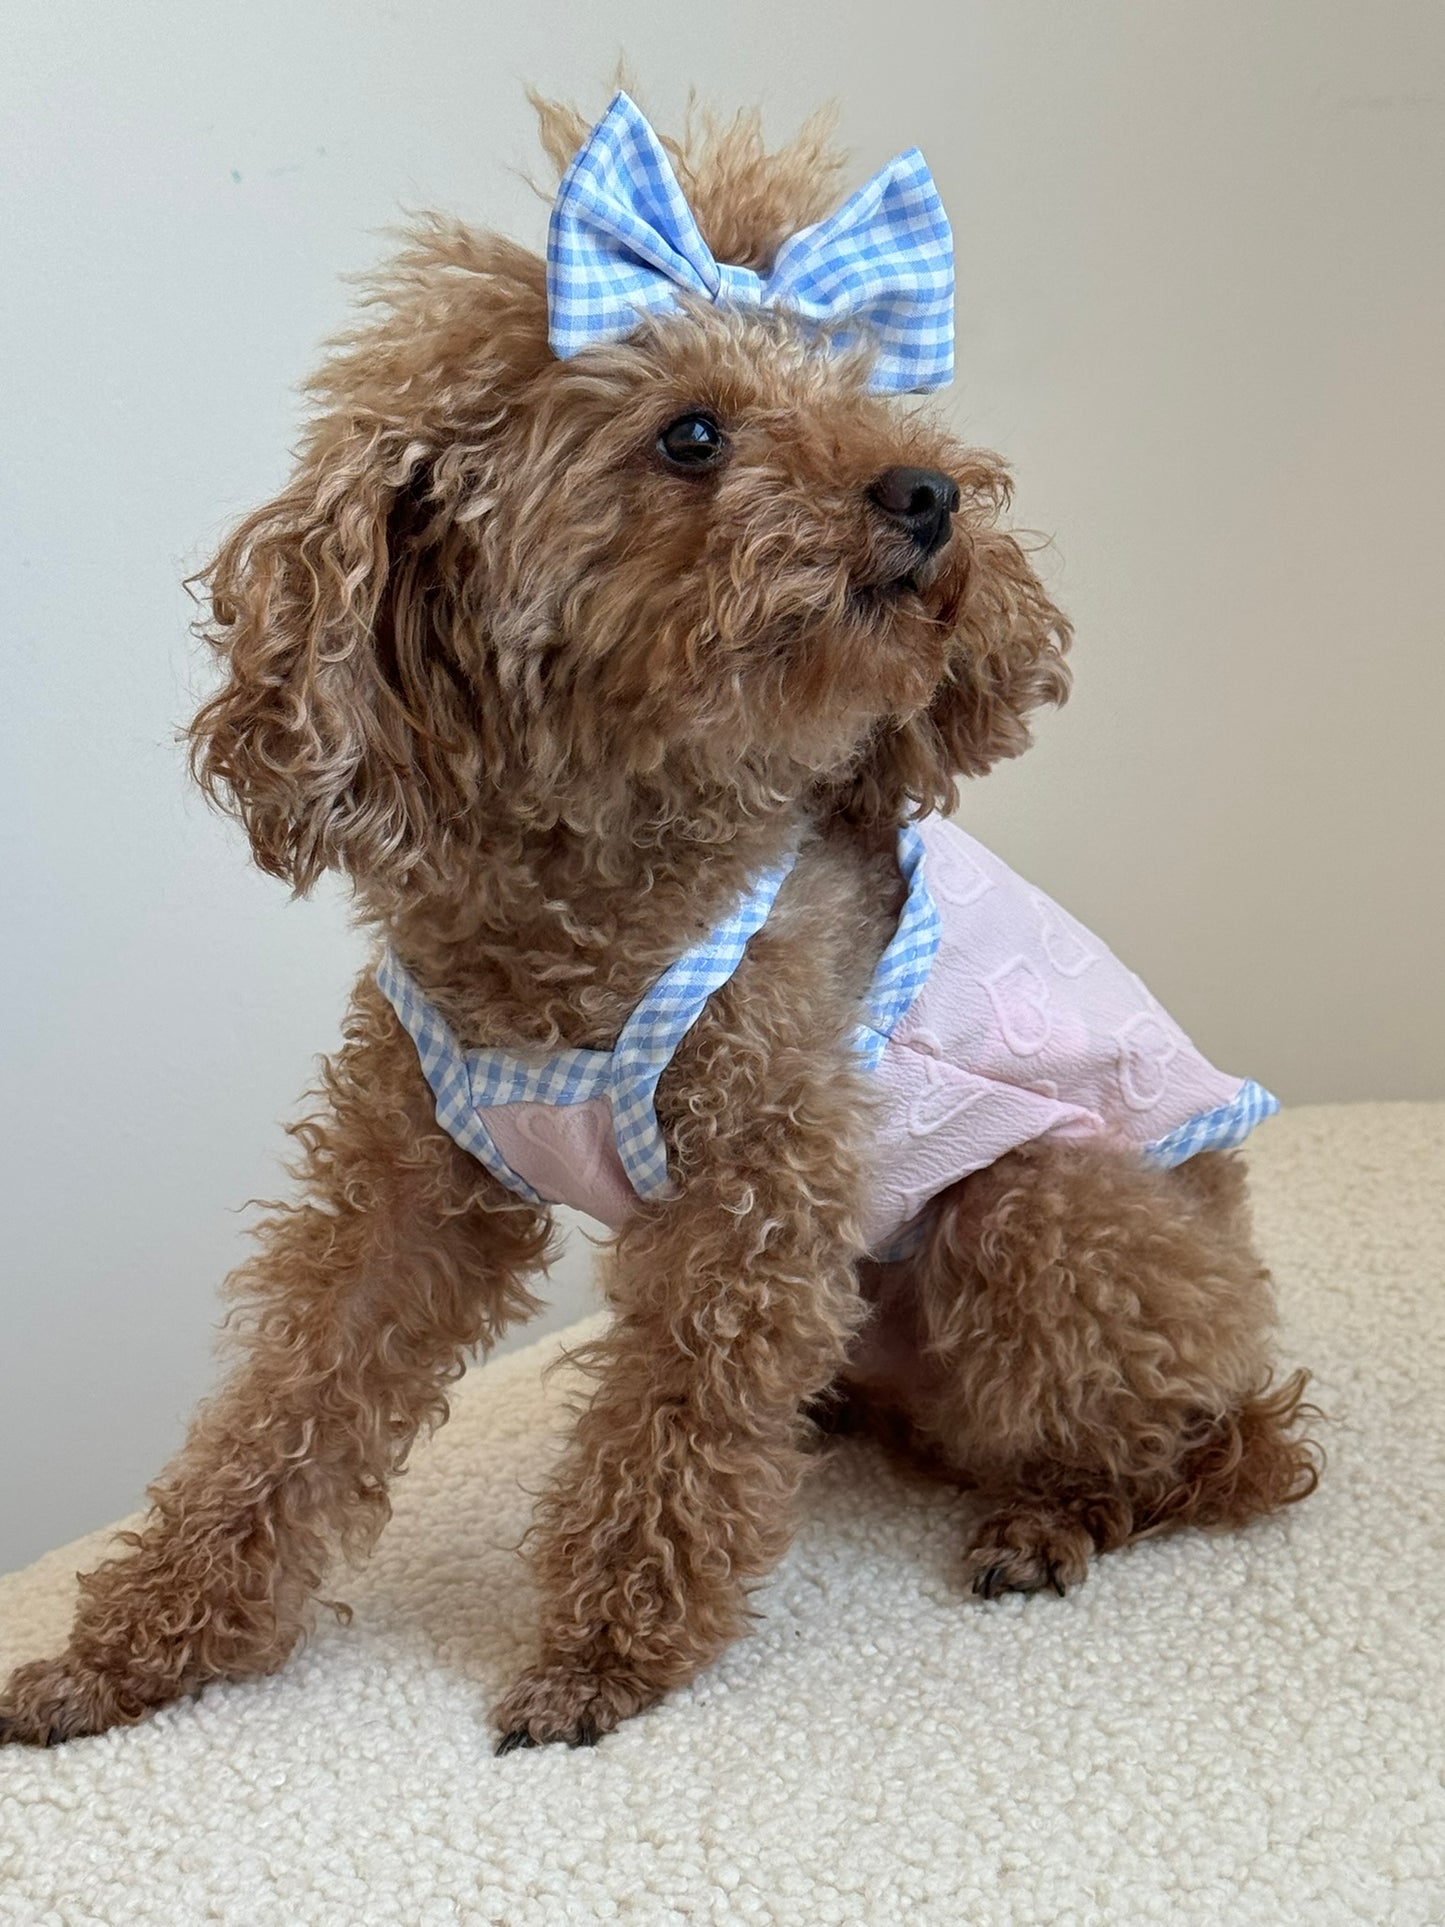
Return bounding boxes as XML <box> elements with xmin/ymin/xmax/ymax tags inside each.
<box><xmin>547</xmin><ymin>91</ymin><xmax>954</xmax><ymax>394</ymax></box>
<box><xmin>604</xmin><ymin>846</ymin><xmax>799</xmax><ymax>1196</ymax></box>
<box><xmin>1141</xmin><ymin>1078</ymin><xmax>1280</xmax><ymax>1168</ymax></box>
<box><xmin>376</xmin><ymin>846</ymin><xmax>801</xmax><ymax>1207</ymax></box>
<box><xmin>376</xmin><ymin>947</ymin><xmax>564</xmax><ymax>1202</ymax></box>
<box><xmin>854</xmin><ymin>821</ymin><xmax>941</xmax><ymax>1069</ymax></box>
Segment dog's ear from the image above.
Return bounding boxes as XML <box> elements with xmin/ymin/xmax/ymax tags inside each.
<box><xmin>834</xmin><ymin>496</ymin><xmax>1073</xmax><ymax>825</ymax></box>
<box><xmin>190</xmin><ymin>229</ymin><xmax>549</xmax><ymax>891</ymax></box>
<box><xmin>189</xmin><ymin>421</ymin><xmax>439</xmax><ymax>892</ymax></box>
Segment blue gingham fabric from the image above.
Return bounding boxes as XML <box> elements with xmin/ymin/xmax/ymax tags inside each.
<box><xmin>1142</xmin><ymin>1078</ymin><xmax>1280</xmax><ymax>1168</ymax></box>
<box><xmin>376</xmin><ymin>845</ymin><xmax>801</xmax><ymax>1206</ymax></box>
<box><xmin>547</xmin><ymin>91</ymin><xmax>954</xmax><ymax>393</ymax></box>
<box><xmin>374</xmin><ymin>947</ymin><xmax>556</xmax><ymax>1202</ymax></box>
<box><xmin>854</xmin><ymin>821</ymin><xmax>941</xmax><ymax>1069</ymax></box>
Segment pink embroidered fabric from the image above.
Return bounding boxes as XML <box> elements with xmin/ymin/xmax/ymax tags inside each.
<box><xmin>485</xmin><ymin>1098</ymin><xmax>637</xmax><ymax>1229</ymax></box>
<box><xmin>477</xmin><ymin>818</ymin><xmax>1252</xmax><ymax>1250</ymax></box>
<box><xmin>856</xmin><ymin>818</ymin><xmax>1245</xmax><ymax>1248</ymax></box>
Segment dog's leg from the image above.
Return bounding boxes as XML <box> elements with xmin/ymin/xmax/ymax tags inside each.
<box><xmin>0</xmin><ymin>977</ymin><xmax>549</xmax><ymax>1746</ymax></box>
<box><xmin>492</xmin><ymin>999</ymin><xmax>868</xmax><ymax>1748</ymax></box>
<box><xmin>897</xmin><ymin>1143</ymin><xmax>1319</xmax><ymax>1598</ymax></box>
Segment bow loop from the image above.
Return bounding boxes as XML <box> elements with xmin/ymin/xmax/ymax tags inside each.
<box><xmin>546</xmin><ymin>93</ymin><xmax>954</xmax><ymax>393</ymax></box>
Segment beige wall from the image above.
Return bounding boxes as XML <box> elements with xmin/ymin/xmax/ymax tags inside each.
<box><xmin>2</xmin><ymin>1</ymin><xmax>1441</xmax><ymax>1571</ymax></box>
<box><xmin>939</xmin><ymin>6</ymin><xmax>1445</xmax><ymax>1111</ymax></box>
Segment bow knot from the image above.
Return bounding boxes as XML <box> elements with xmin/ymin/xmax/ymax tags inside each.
<box><xmin>546</xmin><ymin>93</ymin><xmax>954</xmax><ymax>394</ymax></box>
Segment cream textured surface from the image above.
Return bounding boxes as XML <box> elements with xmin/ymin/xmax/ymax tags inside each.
<box><xmin>1</xmin><ymin>1102</ymin><xmax>1442</xmax><ymax>1925</ymax></box>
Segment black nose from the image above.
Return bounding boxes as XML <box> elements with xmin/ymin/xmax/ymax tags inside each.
<box><xmin>868</xmin><ymin>465</ymin><xmax>961</xmax><ymax>556</ymax></box>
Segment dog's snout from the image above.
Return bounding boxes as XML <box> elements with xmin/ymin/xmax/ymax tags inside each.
<box><xmin>868</xmin><ymin>465</ymin><xmax>961</xmax><ymax>557</ymax></box>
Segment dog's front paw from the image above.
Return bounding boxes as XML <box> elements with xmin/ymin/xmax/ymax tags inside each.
<box><xmin>492</xmin><ymin>1657</ymin><xmax>659</xmax><ymax>1752</ymax></box>
<box><xmin>962</xmin><ymin>1504</ymin><xmax>1093</xmax><ymax>1601</ymax></box>
<box><xmin>0</xmin><ymin>1653</ymin><xmax>171</xmax><ymax>1747</ymax></box>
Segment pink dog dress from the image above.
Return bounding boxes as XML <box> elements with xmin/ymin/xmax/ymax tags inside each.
<box><xmin>377</xmin><ymin>818</ymin><xmax>1276</xmax><ymax>1254</ymax></box>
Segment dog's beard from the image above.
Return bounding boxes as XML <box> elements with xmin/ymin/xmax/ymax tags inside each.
<box><xmin>847</xmin><ymin>570</ymin><xmax>930</xmax><ymax>628</ymax></box>
<box><xmin>493</xmin><ymin>526</ymin><xmax>969</xmax><ymax>787</ymax></box>
<box><xmin>751</xmin><ymin>581</ymin><xmax>958</xmax><ymax>745</ymax></box>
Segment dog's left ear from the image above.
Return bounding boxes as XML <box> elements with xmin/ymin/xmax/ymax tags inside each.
<box><xmin>189</xmin><ymin>230</ymin><xmax>550</xmax><ymax>891</ymax></box>
<box><xmin>834</xmin><ymin>509</ymin><xmax>1073</xmax><ymax>823</ymax></box>
<box><xmin>187</xmin><ymin>420</ymin><xmax>445</xmax><ymax>892</ymax></box>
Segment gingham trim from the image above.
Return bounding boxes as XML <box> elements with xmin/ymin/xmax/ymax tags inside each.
<box><xmin>854</xmin><ymin>821</ymin><xmax>941</xmax><ymax>1070</ymax></box>
<box><xmin>376</xmin><ymin>847</ymin><xmax>801</xmax><ymax>1208</ymax></box>
<box><xmin>1142</xmin><ymin>1079</ymin><xmax>1280</xmax><ymax>1168</ymax></box>
<box><xmin>547</xmin><ymin>91</ymin><xmax>954</xmax><ymax>393</ymax></box>
<box><xmin>375</xmin><ymin>947</ymin><xmax>557</xmax><ymax>1203</ymax></box>
<box><xmin>606</xmin><ymin>847</ymin><xmax>800</xmax><ymax>1198</ymax></box>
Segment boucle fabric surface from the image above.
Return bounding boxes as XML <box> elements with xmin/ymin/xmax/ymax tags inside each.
<box><xmin>1</xmin><ymin>1102</ymin><xmax>1441</xmax><ymax>1926</ymax></box>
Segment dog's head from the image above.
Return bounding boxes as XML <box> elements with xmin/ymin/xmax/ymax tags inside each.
<box><xmin>191</xmin><ymin>97</ymin><xmax>1070</xmax><ymax>893</ymax></box>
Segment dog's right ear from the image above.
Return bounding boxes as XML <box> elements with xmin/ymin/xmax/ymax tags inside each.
<box><xmin>189</xmin><ymin>228</ymin><xmax>550</xmax><ymax>892</ymax></box>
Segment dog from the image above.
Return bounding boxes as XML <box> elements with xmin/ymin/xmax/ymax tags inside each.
<box><xmin>0</xmin><ymin>91</ymin><xmax>1317</xmax><ymax>1751</ymax></box>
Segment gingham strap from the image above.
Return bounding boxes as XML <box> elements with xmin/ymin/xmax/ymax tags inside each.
<box><xmin>547</xmin><ymin>91</ymin><xmax>954</xmax><ymax>394</ymax></box>
<box><xmin>854</xmin><ymin>821</ymin><xmax>941</xmax><ymax>1069</ymax></box>
<box><xmin>606</xmin><ymin>847</ymin><xmax>801</xmax><ymax>1197</ymax></box>
<box><xmin>376</xmin><ymin>845</ymin><xmax>803</xmax><ymax>1207</ymax></box>
<box><xmin>1141</xmin><ymin>1078</ymin><xmax>1280</xmax><ymax>1167</ymax></box>
<box><xmin>375</xmin><ymin>947</ymin><xmax>566</xmax><ymax>1202</ymax></box>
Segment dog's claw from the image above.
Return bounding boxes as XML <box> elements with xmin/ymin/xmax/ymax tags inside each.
<box><xmin>495</xmin><ymin>1714</ymin><xmax>605</xmax><ymax>1752</ymax></box>
<box><xmin>0</xmin><ymin>1708</ymin><xmax>58</xmax><ymax>1749</ymax></box>
<box><xmin>971</xmin><ymin>1555</ymin><xmax>1072</xmax><ymax>1602</ymax></box>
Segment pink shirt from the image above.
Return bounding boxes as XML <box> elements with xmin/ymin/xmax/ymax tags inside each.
<box><xmin>379</xmin><ymin>819</ymin><xmax>1274</xmax><ymax>1253</ymax></box>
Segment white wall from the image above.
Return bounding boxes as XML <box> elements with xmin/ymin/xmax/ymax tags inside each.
<box><xmin>3</xmin><ymin>1</ymin><xmax>1442</xmax><ymax>1575</ymax></box>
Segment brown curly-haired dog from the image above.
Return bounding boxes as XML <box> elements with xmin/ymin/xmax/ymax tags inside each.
<box><xmin>0</xmin><ymin>96</ymin><xmax>1317</xmax><ymax>1752</ymax></box>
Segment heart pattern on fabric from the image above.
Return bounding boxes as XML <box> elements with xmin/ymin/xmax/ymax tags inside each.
<box><xmin>929</xmin><ymin>841</ymin><xmax>994</xmax><ymax>908</ymax></box>
<box><xmin>1115</xmin><ymin>1013</ymin><xmax>1182</xmax><ymax>1111</ymax></box>
<box><xmin>1032</xmin><ymin>890</ymin><xmax>1099</xmax><ymax>979</ymax></box>
<box><xmin>985</xmin><ymin>958</ymin><xmax>1054</xmax><ymax>1057</ymax></box>
<box><xmin>906</xmin><ymin>1055</ymin><xmax>990</xmax><ymax>1136</ymax></box>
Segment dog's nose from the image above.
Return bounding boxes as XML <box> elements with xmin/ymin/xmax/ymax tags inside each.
<box><xmin>868</xmin><ymin>466</ymin><xmax>961</xmax><ymax>556</ymax></box>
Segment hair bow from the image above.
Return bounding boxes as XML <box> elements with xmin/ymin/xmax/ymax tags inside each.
<box><xmin>546</xmin><ymin>92</ymin><xmax>954</xmax><ymax>394</ymax></box>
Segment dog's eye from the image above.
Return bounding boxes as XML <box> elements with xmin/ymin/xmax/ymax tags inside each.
<box><xmin>658</xmin><ymin>412</ymin><xmax>727</xmax><ymax>471</ymax></box>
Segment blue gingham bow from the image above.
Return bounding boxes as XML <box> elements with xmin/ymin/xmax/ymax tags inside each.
<box><xmin>546</xmin><ymin>92</ymin><xmax>955</xmax><ymax>393</ymax></box>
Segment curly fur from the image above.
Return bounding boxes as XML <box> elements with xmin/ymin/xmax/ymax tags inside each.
<box><xmin>1</xmin><ymin>90</ymin><xmax>1314</xmax><ymax>1752</ymax></box>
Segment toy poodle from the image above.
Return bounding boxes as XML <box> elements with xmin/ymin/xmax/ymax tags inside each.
<box><xmin>0</xmin><ymin>90</ymin><xmax>1317</xmax><ymax>1751</ymax></box>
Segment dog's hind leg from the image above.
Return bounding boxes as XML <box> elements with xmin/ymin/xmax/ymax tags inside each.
<box><xmin>877</xmin><ymin>1142</ymin><xmax>1319</xmax><ymax>1599</ymax></box>
<box><xmin>0</xmin><ymin>975</ymin><xmax>551</xmax><ymax>1746</ymax></box>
